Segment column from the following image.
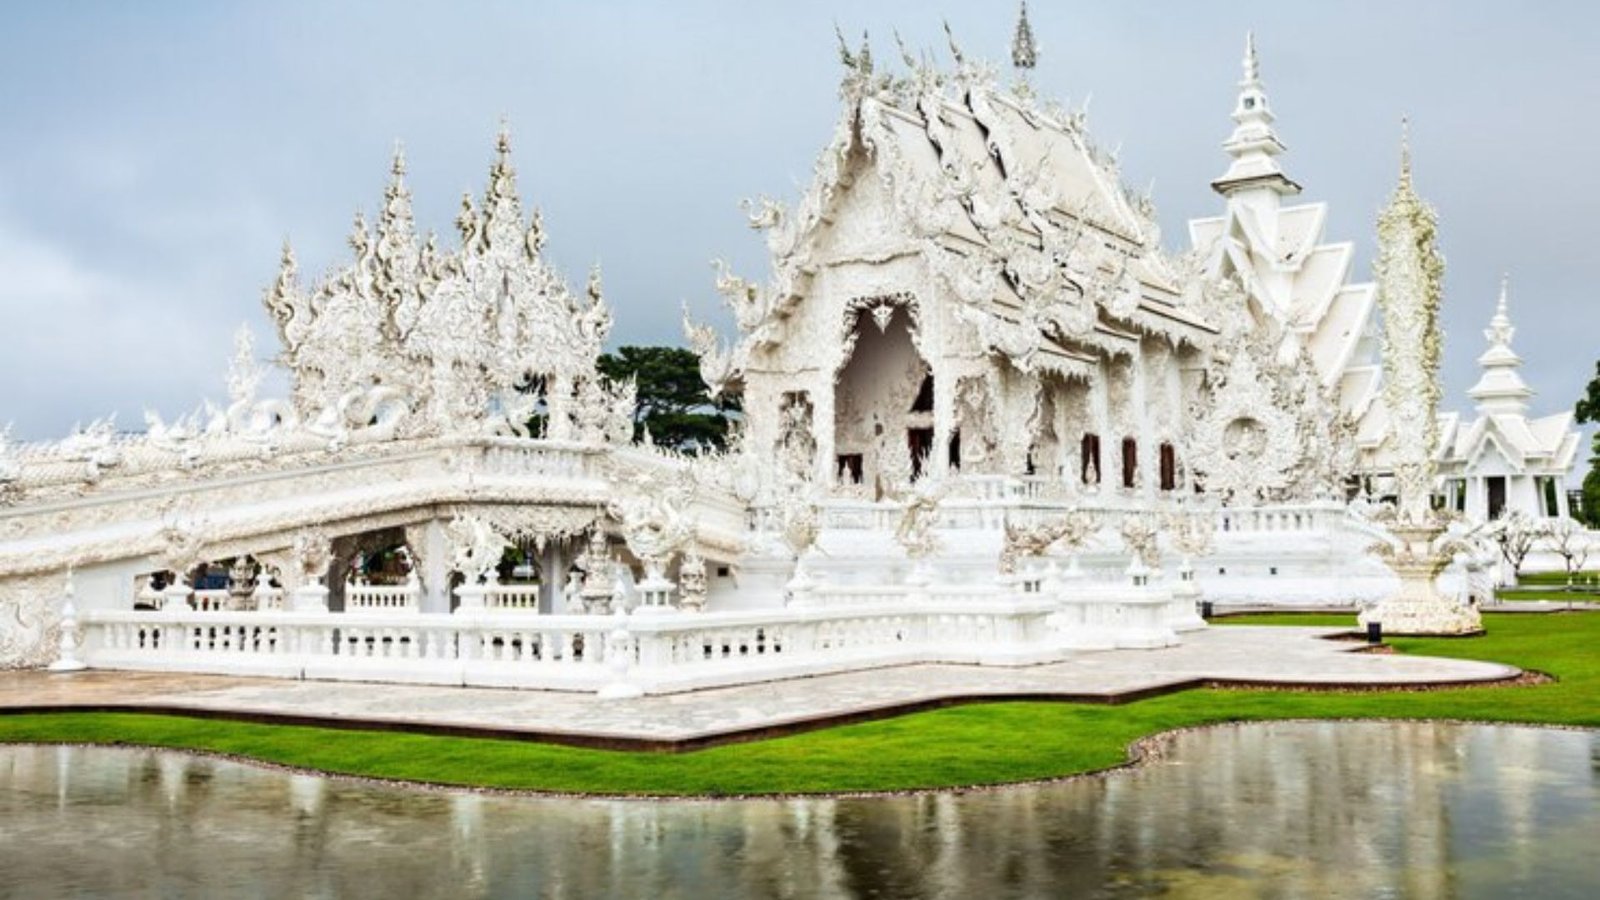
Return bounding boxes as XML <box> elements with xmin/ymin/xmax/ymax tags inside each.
<box><xmin>1130</xmin><ymin>347</ymin><xmax>1151</xmax><ymax>499</ymax></box>
<box><xmin>932</xmin><ymin>364</ymin><xmax>954</xmax><ymax>477</ymax></box>
<box><xmin>811</xmin><ymin>376</ymin><xmax>835</xmax><ymax>488</ymax></box>
<box><xmin>420</xmin><ymin>519</ymin><xmax>451</xmax><ymax>614</ymax></box>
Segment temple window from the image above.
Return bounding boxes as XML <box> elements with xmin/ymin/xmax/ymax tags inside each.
<box><xmin>1080</xmin><ymin>433</ymin><xmax>1101</xmax><ymax>484</ymax></box>
<box><xmin>1159</xmin><ymin>442</ymin><xmax>1177</xmax><ymax>491</ymax></box>
<box><xmin>1121</xmin><ymin>437</ymin><xmax>1138</xmax><ymax>489</ymax></box>
<box><xmin>907</xmin><ymin>428</ymin><xmax>934</xmax><ymax>479</ymax></box>
<box><xmin>837</xmin><ymin>454</ymin><xmax>864</xmax><ymax>485</ymax></box>
<box><xmin>911</xmin><ymin>374</ymin><xmax>935</xmax><ymax>413</ymax></box>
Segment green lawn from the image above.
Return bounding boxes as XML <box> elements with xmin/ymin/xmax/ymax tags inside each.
<box><xmin>1496</xmin><ymin>590</ymin><xmax>1599</xmax><ymax>602</ymax></box>
<box><xmin>1</xmin><ymin>612</ymin><xmax>1595</xmax><ymax>796</ymax></box>
<box><xmin>1509</xmin><ymin>570</ymin><xmax>1600</xmax><ymax>589</ymax></box>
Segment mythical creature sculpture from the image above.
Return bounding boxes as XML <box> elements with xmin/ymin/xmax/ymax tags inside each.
<box><xmin>999</xmin><ymin>508</ymin><xmax>1101</xmax><ymax>574</ymax></box>
<box><xmin>608</xmin><ymin>471</ymin><xmax>696</xmax><ymax>585</ymax></box>
<box><xmin>892</xmin><ymin>478</ymin><xmax>948</xmax><ymax>560</ymax></box>
<box><xmin>445</xmin><ymin>516</ymin><xmax>504</xmax><ymax>583</ymax></box>
<box><xmin>0</xmin><ymin>574</ymin><xmax>65</xmax><ymax>670</ymax></box>
<box><xmin>1118</xmin><ymin>514</ymin><xmax>1162</xmax><ymax>570</ymax></box>
<box><xmin>677</xmin><ymin>551</ymin><xmax>709</xmax><ymax>613</ymax></box>
<box><xmin>1164</xmin><ymin>510</ymin><xmax>1217</xmax><ymax>561</ymax></box>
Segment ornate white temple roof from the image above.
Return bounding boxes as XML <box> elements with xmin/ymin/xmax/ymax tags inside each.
<box><xmin>688</xmin><ymin>27</ymin><xmax>1224</xmax><ymax>397</ymax></box>
<box><xmin>1438</xmin><ymin>276</ymin><xmax>1580</xmax><ymax>476</ymax></box>
<box><xmin>1187</xmin><ymin>35</ymin><xmax>1379</xmax><ymax>417</ymax></box>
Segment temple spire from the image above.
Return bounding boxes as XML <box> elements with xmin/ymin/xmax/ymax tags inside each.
<box><xmin>1468</xmin><ymin>272</ymin><xmax>1532</xmax><ymax>415</ymax></box>
<box><xmin>1011</xmin><ymin>2</ymin><xmax>1038</xmax><ymax>71</ymax></box>
<box><xmin>1374</xmin><ymin>127</ymin><xmax>1445</xmax><ymax>526</ymax></box>
<box><xmin>1211</xmin><ymin>31</ymin><xmax>1300</xmax><ymax>199</ymax></box>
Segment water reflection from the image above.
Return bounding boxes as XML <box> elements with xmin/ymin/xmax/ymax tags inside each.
<box><xmin>1</xmin><ymin>722</ymin><xmax>1595</xmax><ymax>899</ymax></box>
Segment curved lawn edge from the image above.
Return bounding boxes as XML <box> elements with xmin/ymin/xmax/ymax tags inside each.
<box><xmin>1</xmin><ymin>612</ymin><xmax>1595</xmax><ymax>797</ymax></box>
<box><xmin>0</xmin><ymin>717</ymin><xmax>1593</xmax><ymax>803</ymax></box>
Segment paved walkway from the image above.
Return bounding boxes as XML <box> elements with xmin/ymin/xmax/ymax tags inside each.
<box><xmin>0</xmin><ymin>627</ymin><xmax>1518</xmax><ymax>748</ymax></box>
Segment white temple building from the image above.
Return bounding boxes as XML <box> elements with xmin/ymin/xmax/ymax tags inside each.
<box><xmin>0</xmin><ymin>13</ymin><xmax>1566</xmax><ymax>682</ymax></box>
<box><xmin>1436</xmin><ymin>276</ymin><xmax>1581</xmax><ymax>521</ymax></box>
<box><xmin>1187</xmin><ymin>33</ymin><xmax>1380</xmax><ymax>441</ymax></box>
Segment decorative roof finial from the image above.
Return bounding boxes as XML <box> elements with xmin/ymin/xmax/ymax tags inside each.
<box><xmin>834</xmin><ymin>22</ymin><xmax>857</xmax><ymax>69</ymax></box>
<box><xmin>1472</xmin><ymin>270</ymin><xmax>1529</xmax><ymax>413</ymax></box>
<box><xmin>1399</xmin><ymin>115</ymin><xmax>1413</xmax><ymax>187</ymax></box>
<box><xmin>1012</xmin><ymin>2</ymin><xmax>1038</xmax><ymax>71</ymax></box>
<box><xmin>496</xmin><ymin>117</ymin><xmax>513</xmax><ymax>157</ymax></box>
<box><xmin>893</xmin><ymin>30</ymin><xmax>918</xmax><ymax>71</ymax></box>
<box><xmin>943</xmin><ymin>20</ymin><xmax>966</xmax><ymax>67</ymax></box>
<box><xmin>390</xmin><ymin>140</ymin><xmax>406</xmax><ymax>177</ymax></box>
<box><xmin>1210</xmin><ymin>31</ymin><xmax>1299</xmax><ymax>198</ymax></box>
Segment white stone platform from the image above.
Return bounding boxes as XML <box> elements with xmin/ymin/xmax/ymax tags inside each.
<box><xmin>0</xmin><ymin>627</ymin><xmax>1518</xmax><ymax>747</ymax></box>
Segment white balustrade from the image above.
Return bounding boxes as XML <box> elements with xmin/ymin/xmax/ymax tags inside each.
<box><xmin>345</xmin><ymin>580</ymin><xmax>421</xmax><ymax>613</ymax></box>
<box><xmin>78</xmin><ymin>596</ymin><xmax>1066</xmax><ymax>695</ymax></box>
<box><xmin>484</xmin><ymin>583</ymin><xmax>542</xmax><ymax>611</ymax></box>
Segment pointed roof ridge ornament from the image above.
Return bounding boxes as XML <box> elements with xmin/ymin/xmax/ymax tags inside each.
<box><xmin>943</xmin><ymin>20</ymin><xmax>966</xmax><ymax>68</ymax></box>
<box><xmin>1011</xmin><ymin>2</ymin><xmax>1038</xmax><ymax>71</ymax></box>
<box><xmin>1496</xmin><ymin>270</ymin><xmax>1510</xmax><ymax>320</ymax></box>
<box><xmin>390</xmin><ymin>139</ymin><xmax>407</xmax><ymax>176</ymax></box>
<box><xmin>834</xmin><ymin>21</ymin><xmax>856</xmax><ymax>69</ymax></box>
<box><xmin>1211</xmin><ymin>30</ymin><xmax>1299</xmax><ymax>198</ymax></box>
<box><xmin>1243</xmin><ymin>30</ymin><xmax>1259</xmax><ymax>85</ymax></box>
<box><xmin>893</xmin><ymin>29</ymin><xmax>919</xmax><ymax>71</ymax></box>
<box><xmin>496</xmin><ymin>116</ymin><xmax>513</xmax><ymax>156</ymax></box>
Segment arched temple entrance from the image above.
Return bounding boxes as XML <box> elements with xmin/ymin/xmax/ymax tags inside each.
<box><xmin>832</xmin><ymin>304</ymin><xmax>930</xmax><ymax>496</ymax></box>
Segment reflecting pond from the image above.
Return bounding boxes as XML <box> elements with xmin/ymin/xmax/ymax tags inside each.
<box><xmin>2</xmin><ymin>721</ymin><xmax>1596</xmax><ymax>899</ymax></box>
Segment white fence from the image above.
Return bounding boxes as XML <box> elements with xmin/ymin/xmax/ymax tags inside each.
<box><xmin>78</xmin><ymin>599</ymin><xmax>1064</xmax><ymax>695</ymax></box>
<box><xmin>345</xmin><ymin>581</ymin><xmax>420</xmax><ymax>613</ymax></box>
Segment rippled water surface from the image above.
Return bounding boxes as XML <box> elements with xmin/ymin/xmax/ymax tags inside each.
<box><xmin>1</xmin><ymin>721</ymin><xmax>1596</xmax><ymax>899</ymax></box>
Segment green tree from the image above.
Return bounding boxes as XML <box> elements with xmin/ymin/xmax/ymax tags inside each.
<box><xmin>1573</xmin><ymin>361</ymin><xmax>1600</xmax><ymax>526</ymax></box>
<box><xmin>597</xmin><ymin>346</ymin><xmax>740</xmax><ymax>453</ymax></box>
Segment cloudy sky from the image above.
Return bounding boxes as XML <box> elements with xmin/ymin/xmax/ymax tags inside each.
<box><xmin>3</xmin><ymin>1</ymin><xmax>1597</xmax><ymax>458</ymax></box>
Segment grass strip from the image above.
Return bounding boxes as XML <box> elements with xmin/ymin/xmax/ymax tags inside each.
<box><xmin>1</xmin><ymin>612</ymin><xmax>1595</xmax><ymax>796</ymax></box>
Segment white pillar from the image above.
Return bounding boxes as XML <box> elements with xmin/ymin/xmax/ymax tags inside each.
<box><xmin>420</xmin><ymin>519</ymin><xmax>451</xmax><ymax>614</ymax></box>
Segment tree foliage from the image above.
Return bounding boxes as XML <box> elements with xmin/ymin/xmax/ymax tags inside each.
<box><xmin>1575</xmin><ymin>362</ymin><xmax>1600</xmax><ymax>526</ymax></box>
<box><xmin>597</xmin><ymin>346</ymin><xmax>740</xmax><ymax>453</ymax></box>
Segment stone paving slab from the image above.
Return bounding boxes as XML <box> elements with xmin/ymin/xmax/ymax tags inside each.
<box><xmin>0</xmin><ymin>627</ymin><xmax>1519</xmax><ymax>747</ymax></box>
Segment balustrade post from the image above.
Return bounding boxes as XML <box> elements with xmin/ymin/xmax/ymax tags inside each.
<box><xmin>597</xmin><ymin>608</ymin><xmax>643</xmax><ymax>699</ymax></box>
<box><xmin>48</xmin><ymin>577</ymin><xmax>88</xmax><ymax>673</ymax></box>
<box><xmin>162</xmin><ymin>581</ymin><xmax>191</xmax><ymax>613</ymax></box>
<box><xmin>455</xmin><ymin>582</ymin><xmax>489</xmax><ymax>614</ymax></box>
<box><xmin>290</xmin><ymin>582</ymin><xmax>330</xmax><ymax>614</ymax></box>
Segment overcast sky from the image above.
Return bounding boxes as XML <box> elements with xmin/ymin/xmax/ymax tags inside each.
<box><xmin>3</xmin><ymin>1</ymin><xmax>1597</xmax><ymax>457</ymax></box>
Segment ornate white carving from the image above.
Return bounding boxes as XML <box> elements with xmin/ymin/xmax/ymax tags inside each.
<box><xmin>445</xmin><ymin>515</ymin><xmax>505</xmax><ymax>582</ymax></box>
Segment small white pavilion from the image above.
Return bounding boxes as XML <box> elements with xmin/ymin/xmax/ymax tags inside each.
<box><xmin>1436</xmin><ymin>276</ymin><xmax>1580</xmax><ymax>521</ymax></box>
